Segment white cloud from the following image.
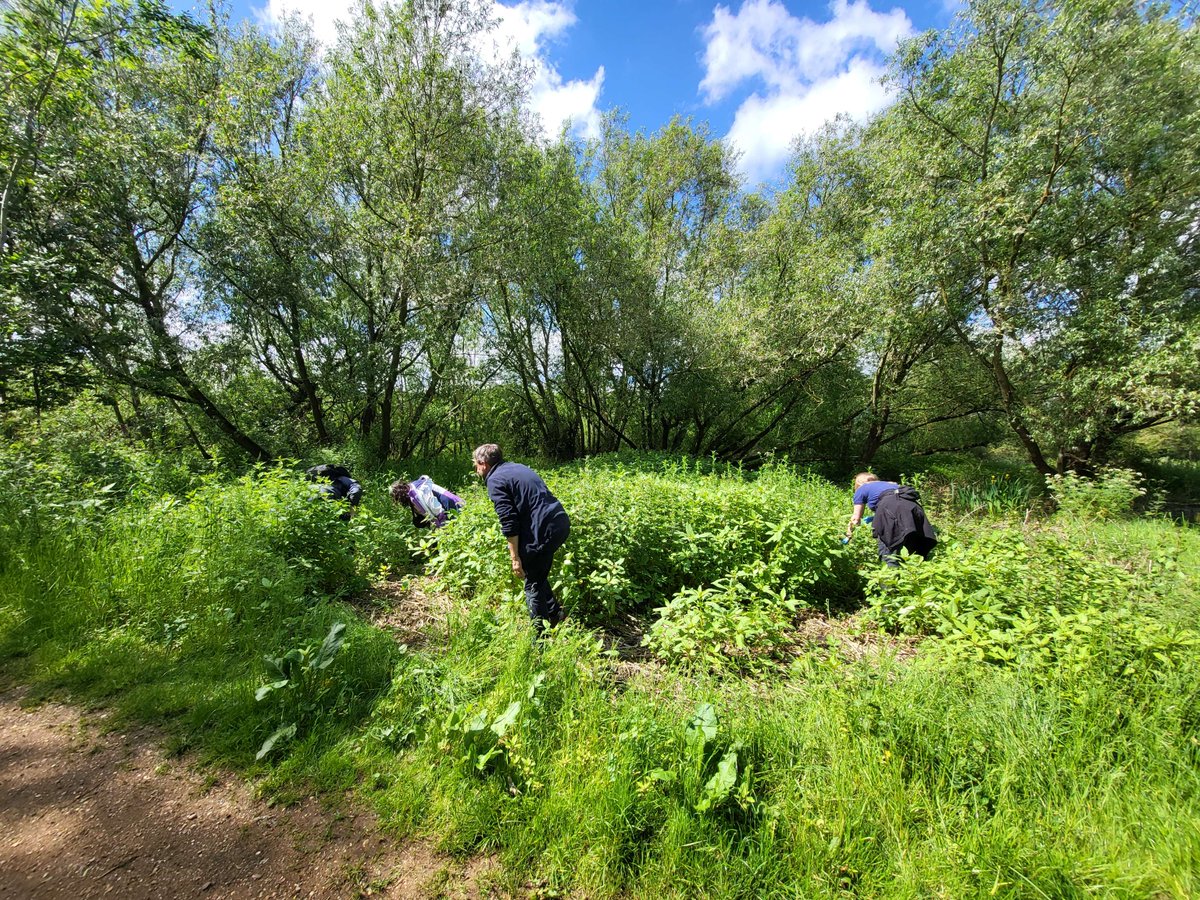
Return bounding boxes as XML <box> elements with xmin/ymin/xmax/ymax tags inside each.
<box><xmin>490</xmin><ymin>0</ymin><xmax>575</xmax><ymax>56</ymax></box>
<box><xmin>528</xmin><ymin>64</ymin><xmax>605</xmax><ymax>140</ymax></box>
<box><xmin>701</xmin><ymin>0</ymin><xmax>913</xmax><ymax>182</ymax></box>
<box><xmin>728</xmin><ymin>57</ymin><xmax>892</xmax><ymax>183</ymax></box>
<box><xmin>255</xmin><ymin>0</ymin><xmax>604</xmax><ymax>141</ymax></box>
<box><xmin>488</xmin><ymin>1</ymin><xmax>605</xmax><ymax>141</ymax></box>
<box><xmin>255</xmin><ymin>0</ymin><xmax>353</xmax><ymax>48</ymax></box>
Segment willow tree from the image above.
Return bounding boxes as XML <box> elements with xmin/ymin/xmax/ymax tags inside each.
<box><xmin>874</xmin><ymin>0</ymin><xmax>1200</xmax><ymax>474</ymax></box>
<box><xmin>474</xmin><ymin>139</ymin><xmax>591</xmax><ymax>457</ymax></box>
<box><xmin>298</xmin><ymin>0</ymin><xmax>524</xmax><ymax>460</ymax></box>
<box><xmin>197</xmin><ymin>0</ymin><xmax>525</xmax><ymax>458</ymax></box>
<box><xmin>193</xmin><ymin>22</ymin><xmax>340</xmax><ymax>447</ymax></box>
<box><xmin>0</xmin><ymin>0</ymin><xmax>272</xmax><ymax>457</ymax></box>
<box><xmin>554</xmin><ymin>115</ymin><xmax>745</xmax><ymax>453</ymax></box>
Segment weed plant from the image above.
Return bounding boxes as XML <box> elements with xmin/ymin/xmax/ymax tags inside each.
<box><xmin>0</xmin><ymin>455</ymin><xmax>402</xmax><ymax>763</ymax></box>
<box><xmin>428</xmin><ymin>458</ymin><xmax>865</xmax><ymax>668</ymax></box>
<box><xmin>1048</xmin><ymin>466</ymin><xmax>1154</xmax><ymax>519</ymax></box>
<box><xmin>1</xmin><ymin>444</ymin><xmax>1198</xmax><ymax>898</ymax></box>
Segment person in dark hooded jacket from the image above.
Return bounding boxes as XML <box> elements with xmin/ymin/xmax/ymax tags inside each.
<box><xmin>473</xmin><ymin>443</ymin><xmax>570</xmax><ymax>633</ymax></box>
<box><xmin>844</xmin><ymin>472</ymin><xmax>936</xmax><ymax>565</ymax></box>
<box><xmin>306</xmin><ymin>464</ymin><xmax>362</xmax><ymax>520</ymax></box>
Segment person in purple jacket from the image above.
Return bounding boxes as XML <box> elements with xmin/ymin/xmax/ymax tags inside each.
<box><xmin>845</xmin><ymin>472</ymin><xmax>937</xmax><ymax>565</ymax></box>
<box><xmin>389</xmin><ymin>477</ymin><xmax>462</xmax><ymax>529</ymax></box>
<box><xmin>473</xmin><ymin>443</ymin><xmax>571</xmax><ymax>633</ymax></box>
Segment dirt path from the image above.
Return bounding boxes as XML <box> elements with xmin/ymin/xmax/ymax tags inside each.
<box><xmin>0</xmin><ymin>687</ymin><xmax>497</xmax><ymax>900</ymax></box>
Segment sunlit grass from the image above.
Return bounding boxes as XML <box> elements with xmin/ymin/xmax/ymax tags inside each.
<box><xmin>0</xmin><ymin>453</ymin><xmax>1196</xmax><ymax>898</ymax></box>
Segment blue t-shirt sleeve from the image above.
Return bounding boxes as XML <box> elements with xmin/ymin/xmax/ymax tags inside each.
<box><xmin>855</xmin><ymin>482</ymin><xmax>900</xmax><ymax>510</ymax></box>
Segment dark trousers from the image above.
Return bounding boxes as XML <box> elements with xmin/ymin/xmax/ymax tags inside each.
<box><xmin>878</xmin><ymin>532</ymin><xmax>935</xmax><ymax>566</ymax></box>
<box><xmin>521</xmin><ymin>546</ymin><xmax>563</xmax><ymax>633</ymax></box>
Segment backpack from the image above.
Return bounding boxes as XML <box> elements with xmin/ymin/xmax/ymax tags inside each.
<box><xmin>408</xmin><ymin>475</ymin><xmax>446</xmax><ymax>525</ymax></box>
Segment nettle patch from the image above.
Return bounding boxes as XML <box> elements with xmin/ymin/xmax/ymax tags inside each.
<box><xmin>427</xmin><ymin>460</ymin><xmax>863</xmax><ymax>669</ymax></box>
<box><xmin>865</xmin><ymin>528</ymin><xmax>1196</xmax><ymax>683</ymax></box>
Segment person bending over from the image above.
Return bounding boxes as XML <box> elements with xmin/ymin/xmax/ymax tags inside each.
<box><xmin>390</xmin><ymin>476</ymin><xmax>462</xmax><ymax>529</ymax></box>
<box><xmin>306</xmin><ymin>464</ymin><xmax>362</xmax><ymax>521</ymax></box>
<box><xmin>473</xmin><ymin>443</ymin><xmax>571</xmax><ymax>634</ymax></box>
<box><xmin>845</xmin><ymin>472</ymin><xmax>937</xmax><ymax>565</ymax></box>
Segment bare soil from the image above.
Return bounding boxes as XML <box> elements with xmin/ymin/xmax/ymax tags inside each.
<box><xmin>0</xmin><ymin>686</ymin><xmax>499</xmax><ymax>900</ymax></box>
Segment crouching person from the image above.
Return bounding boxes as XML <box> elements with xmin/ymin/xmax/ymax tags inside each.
<box><xmin>473</xmin><ymin>443</ymin><xmax>570</xmax><ymax>634</ymax></box>
<box><xmin>306</xmin><ymin>464</ymin><xmax>363</xmax><ymax>521</ymax></box>
<box><xmin>390</xmin><ymin>475</ymin><xmax>463</xmax><ymax>529</ymax></box>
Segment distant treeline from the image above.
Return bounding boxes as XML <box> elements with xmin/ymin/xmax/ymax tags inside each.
<box><xmin>1</xmin><ymin>0</ymin><xmax>1196</xmax><ymax>473</ymax></box>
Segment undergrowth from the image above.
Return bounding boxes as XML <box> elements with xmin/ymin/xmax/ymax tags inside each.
<box><xmin>0</xmin><ymin>445</ymin><xmax>1197</xmax><ymax>899</ymax></box>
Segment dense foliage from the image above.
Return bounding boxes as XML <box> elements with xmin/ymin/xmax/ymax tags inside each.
<box><xmin>2</xmin><ymin>0</ymin><xmax>1199</xmax><ymax>894</ymax></box>
<box><xmin>0</xmin><ymin>429</ymin><xmax>1197</xmax><ymax>897</ymax></box>
<box><xmin>1</xmin><ymin>0</ymin><xmax>1195</xmax><ymax>472</ymax></box>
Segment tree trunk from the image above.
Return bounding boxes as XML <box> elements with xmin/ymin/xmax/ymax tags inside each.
<box><xmin>132</xmin><ymin>266</ymin><xmax>271</xmax><ymax>461</ymax></box>
<box><xmin>378</xmin><ymin>342</ymin><xmax>403</xmax><ymax>460</ymax></box>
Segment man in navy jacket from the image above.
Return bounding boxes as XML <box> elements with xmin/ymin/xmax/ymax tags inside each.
<box><xmin>473</xmin><ymin>443</ymin><xmax>571</xmax><ymax>632</ymax></box>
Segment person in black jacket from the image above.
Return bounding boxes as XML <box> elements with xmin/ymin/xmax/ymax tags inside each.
<box><xmin>305</xmin><ymin>464</ymin><xmax>363</xmax><ymax>521</ymax></box>
<box><xmin>844</xmin><ymin>472</ymin><xmax>937</xmax><ymax>565</ymax></box>
<box><xmin>473</xmin><ymin>443</ymin><xmax>571</xmax><ymax>633</ymax></box>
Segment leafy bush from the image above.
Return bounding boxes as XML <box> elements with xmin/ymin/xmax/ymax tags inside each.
<box><xmin>865</xmin><ymin>528</ymin><xmax>1134</xmax><ymax>633</ymax></box>
<box><xmin>0</xmin><ymin>464</ymin><xmax>374</xmax><ymax>667</ymax></box>
<box><xmin>0</xmin><ymin>397</ymin><xmax>209</xmax><ymax>501</ymax></box>
<box><xmin>865</xmin><ymin>526</ymin><xmax>1197</xmax><ymax>684</ymax></box>
<box><xmin>644</xmin><ymin>566</ymin><xmax>797</xmax><ymax>671</ymax></box>
<box><xmin>427</xmin><ymin>458</ymin><xmax>861</xmax><ymax>629</ymax></box>
<box><xmin>1047</xmin><ymin>466</ymin><xmax>1151</xmax><ymax>520</ymax></box>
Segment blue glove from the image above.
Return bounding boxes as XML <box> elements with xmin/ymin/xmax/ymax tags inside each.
<box><xmin>840</xmin><ymin>537</ymin><xmax>850</xmax><ymax>545</ymax></box>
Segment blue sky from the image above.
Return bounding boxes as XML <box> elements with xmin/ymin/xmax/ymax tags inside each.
<box><xmin>198</xmin><ymin>0</ymin><xmax>958</xmax><ymax>185</ymax></box>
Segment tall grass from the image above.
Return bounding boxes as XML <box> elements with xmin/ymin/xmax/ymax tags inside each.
<box><xmin>0</xmin><ymin>461</ymin><xmax>404</xmax><ymax>762</ymax></box>
<box><xmin>330</xmin><ymin>598</ymin><xmax>1199</xmax><ymax>897</ymax></box>
<box><xmin>0</xmin><ymin>447</ymin><xmax>1197</xmax><ymax>898</ymax></box>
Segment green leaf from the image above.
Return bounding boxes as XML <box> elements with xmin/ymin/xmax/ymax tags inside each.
<box><xmin>491</xmin><ymin>701</ymin><xmax>522</xmax><ymax>738</ymax></box>
<box><xmin>254</xmin><ymin>679</ymin><xmax>289</xmax><ymax>701</ymax></box>
<box><xmin>685</xmin><ymin>702</ymin><xmax>719</xmax><ymax>745</ymax></box>
<box><xmin>527</xmin><ymin>673</ymin><xmax>547</xmax><ymax>699</ymax></box>
<box><xmin>313</xmin><ymin>622</ymin><xmax>346</xmax><ymax>670</ymax></box>
<box><xmin>695</xmin><ymin>747</ymin><xmax>739</xmax><ymax>813</ymax></box>
<box><xmin>256</xmin><ymin>723</ymin><xmax>297</xmax><ymax>761</ymax></box>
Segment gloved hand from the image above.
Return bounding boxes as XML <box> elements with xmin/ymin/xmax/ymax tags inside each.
<box><xmin>840</xmin><ymin>536</ymin><xmax>850</xmax><ymax>545</ymax></box>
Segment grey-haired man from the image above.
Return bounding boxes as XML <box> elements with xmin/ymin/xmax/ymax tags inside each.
<box><xmin>473</xmin><ymin>443</ymin><xmax>571</xmax><ymax>632</ymax></box>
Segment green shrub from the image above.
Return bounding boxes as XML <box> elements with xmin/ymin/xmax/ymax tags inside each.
<box><xmin>644</xmin><ymin>566</ymin><xmax>797</xmax><ymax>671</ymax></box>
<box><xmin>864</xmin><ymin>526</ymin><xmax>1198</xmax><ymax>686</ymax></box>
<box><xmin>1048</xmin><ymin>466</ymin><xmax>1151</xmax><ymax>520</ymax></box>
<box><xmin>865</xmin><ymin>528</ymin><xmax>1134</xmax><ymax>633</ymax></box>
<box><xmin>0</xmin><ymin>465</ymin><xmax>372</xmax><ymax>667</ymax></box>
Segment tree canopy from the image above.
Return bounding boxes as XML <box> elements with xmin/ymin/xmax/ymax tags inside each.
<box><xmin>2</xmin><ymin>0</ymin><xmax>1196</xmax><ymax>472</ymax></box>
